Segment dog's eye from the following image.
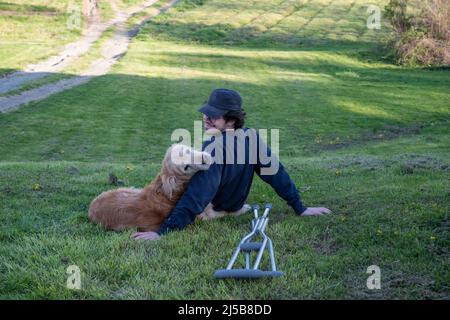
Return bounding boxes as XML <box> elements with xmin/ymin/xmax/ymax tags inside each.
<box><xmin>184</xmin><ymin>165</ymin><xmax>190</xmax><ymax>171</ymax></box>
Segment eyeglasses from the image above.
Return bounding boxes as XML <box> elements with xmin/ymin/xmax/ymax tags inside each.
<box><xmin>203</xmin><ymin>115</ymin><xmax>220</xmax><ymax>122</ymax></box>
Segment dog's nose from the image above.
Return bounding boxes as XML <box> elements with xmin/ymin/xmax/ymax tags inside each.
<box><xmin>202</xmin><ymin>153</ymin><xmax>212</xmax><ymax>165</ymax></box>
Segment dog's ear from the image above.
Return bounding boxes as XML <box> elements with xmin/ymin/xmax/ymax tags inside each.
<box><xmin>161</xmin><ymin>175</ymin><xmax>177</xmax><ymax>199</ymax></box>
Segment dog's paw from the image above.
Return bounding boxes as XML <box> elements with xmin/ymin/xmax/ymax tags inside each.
<box><xmin>230</xmin><ymin>204</ymin><xmax>252</xmax><ymax>216</ymax></box>
<box><xmin>196</xmin><ymin>212</ymin><xmax>207</xmax><ymax>220</ymax></box>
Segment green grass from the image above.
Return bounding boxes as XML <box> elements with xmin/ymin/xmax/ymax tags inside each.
<box><xmin>118</xmin><ymin>0</ymin><xmax>152</xmax><ymax>9</ymax></box>
<box><xmin>0</xmin><ymin>0</ymin><xmax>84</xmax><ymax>75</ymax></box>
<box><xmin>125</xmin><ymin>0</ymin><xmax>171</xmax><ymax>28</ymax></box>
<box><xmin>98</xmin><ymin>0</ymin><xmax>115</xmax><ymax>22</ymax></box>
<box><xmin>0</xmin><ymin>0</ymin><xmax>449</xmax><ymax>299</ymax></box>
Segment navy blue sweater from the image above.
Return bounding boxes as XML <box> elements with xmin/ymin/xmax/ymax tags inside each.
<box><xmin>158</xmin><ymin>128</ymin><xmax>307</xmax><ymax>235</ymax></box>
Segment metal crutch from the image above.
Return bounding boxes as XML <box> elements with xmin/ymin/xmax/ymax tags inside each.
<box><xmin>214</xmin><ymin>203</ymin><xmax>283</xmax><ymax>279</ymax></box>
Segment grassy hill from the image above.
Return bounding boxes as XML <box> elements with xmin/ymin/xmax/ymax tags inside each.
<box><xmin>0</xmin><ymin>0</ymin><xmax>449</xmax><ymax>299</ymax></box>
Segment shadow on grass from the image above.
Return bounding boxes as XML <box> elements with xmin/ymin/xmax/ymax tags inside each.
<box><xmin>140</xmin><ymin>0</ymin><xmax>388</xmax><ymax>50</ymax></box>
<box><xmin>139</xmin><ymin>19</ymin><xmax>382</xmax><ymax>49</ymax></box>
<box><xmin>0</xmin><ymin>67</ymin><xmax>448</xmax><ymax>163</ymax></box>
<box><xmin>147</xmin><ymin>50</ymin><xmax>450</xmax><ymax>87</ymax></box>
<box><xmin>0</xmin><ymin>1</ymin><xmax>60</xmax><ymax>14</ymax></box>
<box><xmin>0</xmin><ymin>68</ymin><xmax>17</xmax><ymax>77</ymax></box>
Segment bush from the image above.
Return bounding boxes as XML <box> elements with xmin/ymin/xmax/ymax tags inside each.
<box><xmin>384</xmin><ymin>0</ymin><xmax>450</xmax><ymax>66</ymax></box>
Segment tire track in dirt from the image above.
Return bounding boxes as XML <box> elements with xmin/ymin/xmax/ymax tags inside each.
<box><xmin>0</xmin><ymin>0</ymin><xmax>162</xmax><ymax>95</ymax></box>
<box><xmin>0</xmin><ymin>0</ymin><xmax>120</xmax><ymax>94</ymax></box>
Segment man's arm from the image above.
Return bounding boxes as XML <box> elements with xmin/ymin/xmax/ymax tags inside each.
<box><xmin>255</xmin><ymin>161</ymin><xmax>307</xmax><ymax>215</ymax></box>
<box><xmin>255</xmin><ymin>134</ymin><xmax>307</xmax><ymax>215</ymax></box>
<box><xmin>255</xmin><ymin>134</ymin><xmax>331</xmax><ymax>216</ymax></box>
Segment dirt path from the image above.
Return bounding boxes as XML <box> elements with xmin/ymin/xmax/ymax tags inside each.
<box><xmin>0</xmin><ymin>0</ymin><xmax>118</xmax><ymax>94</ymax></box>
<box><xmin>0</xmin><ymin>0</ymin><xmax>179</xmax><ymax>113</ymax></box>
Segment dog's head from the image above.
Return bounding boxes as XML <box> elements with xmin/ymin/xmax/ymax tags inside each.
<box><xmin>166</xmin><ymin>144</ymin><xmax>212</xmax><ymax>175</ymax></box>
<box><xmin>160</xmin><ymin>144</ymin><xmax>212</xmax><ymax>198</ymax></box>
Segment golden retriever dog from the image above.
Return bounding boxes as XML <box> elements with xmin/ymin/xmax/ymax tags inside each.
<box><xmin>88</xmin><ymin>143</ymin><xmax>252</xmax><ymax>234</ymax></box>
<box><xmin>88</xmin><ymin>144</ymin><xmax>212</xmax><ymax>232</ymax></box>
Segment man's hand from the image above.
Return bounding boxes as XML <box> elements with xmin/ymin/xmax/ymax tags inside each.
<box><xmin>301</xmin><ymin>207</ymin><xmax>332</xmax><ymax>216</ymax></box>
<box><xmin>132</xmin><ymin>231</ymin><xmax>161</xmax><ymax>241</ymax></box>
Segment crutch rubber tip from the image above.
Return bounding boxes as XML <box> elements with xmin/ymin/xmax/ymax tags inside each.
<box><xmin>214</xmin><ymin>269</ymin><xmax>283</xmax><ymax>279</ymax></box>
<box><xmin>265</xmin><ymin>203</ymin><xmax>273</xmax><ymax>209</ymax></box>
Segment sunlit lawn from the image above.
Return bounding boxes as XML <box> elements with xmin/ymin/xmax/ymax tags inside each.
<box><xmin>0</xmin><ymin>0</ymin><xmax>449</xmax><ymax>299</ymax></box>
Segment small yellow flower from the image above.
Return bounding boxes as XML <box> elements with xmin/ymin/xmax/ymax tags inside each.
<box><xmin>335</xmin><ymin>170</ymin><xmax>341</xmax><ymax>176</ymax></box>
<box><xmin>430</xmin><ymin>236</ymin><xmax>437</xmax><ymax>241</ymax></box>
<box><xmin>32</xmin><ymin>183</ymin><xmax>41</xmax><ymax>191</ymax></box>
<box><xmin>377</xmin><ymin>229</ymin><xmax>383</xmax><ymax>235</ymax></box>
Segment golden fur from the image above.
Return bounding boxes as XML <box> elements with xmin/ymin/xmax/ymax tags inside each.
<box><xmin>88</xmin><ymin>144</ymin><xmax>212</xmax><ymax>232</ymax></box>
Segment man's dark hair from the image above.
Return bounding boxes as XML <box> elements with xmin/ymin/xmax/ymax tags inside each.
<box><xmin>224</xmin><ymin>109</ymin><xmax>246</xmax><ymax>129</ymax></box>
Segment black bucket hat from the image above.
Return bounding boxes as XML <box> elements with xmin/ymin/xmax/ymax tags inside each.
<box><xmin>198</xmin><ymin>88</ymin><xmax>243</xmax><ymax>118</ymax></box>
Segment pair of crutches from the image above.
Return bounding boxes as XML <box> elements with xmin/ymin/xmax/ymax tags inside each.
<box><xmin>214</xmin><ymin>203</ymin><xmax>283</xmax><ymax>279</ymax></box>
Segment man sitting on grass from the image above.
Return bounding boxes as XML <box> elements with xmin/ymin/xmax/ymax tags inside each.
<box><xmin>133</xmin><ymin>88</ymin><xmax>331</xmax><ymax>240</ymax></box>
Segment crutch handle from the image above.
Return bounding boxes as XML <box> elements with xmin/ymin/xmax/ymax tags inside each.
<box><xmin>261</xmin><ymin>203</ymin><xmax>272</xmax><ymax>218</ymax></box>
<box><xmin>252</xmin><ymin>204</ymin><xmax>260</xmax><ymax>220</ymax></box>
